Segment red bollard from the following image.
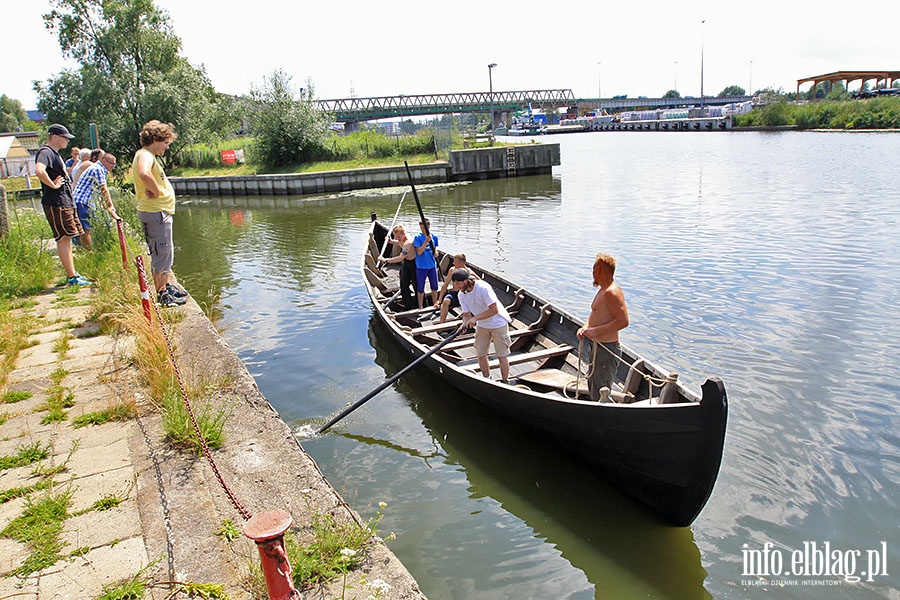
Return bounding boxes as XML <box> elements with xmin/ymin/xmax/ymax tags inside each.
<box><xmin>243</xmin><ymin>510</ymin><xmax>299</xmax><ymax>600</ymax></box>
<box><xmin>116</xmin><ymin>219</ymin><xmax>128</xmax><ymax>269</ymax></box>
<box><xmin>135</xmin><ymin>255</ymin><xmax>153</xmax><ymax>323</ymax></box>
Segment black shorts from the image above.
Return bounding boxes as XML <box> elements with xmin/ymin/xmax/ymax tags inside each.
<box><xmin>445</xmin><ymin>290</ymin><xmax>461</xmax><ymax>308</ymax></box>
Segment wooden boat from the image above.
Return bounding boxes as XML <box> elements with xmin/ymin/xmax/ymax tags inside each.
<box><xmin>362</xmin><ymin>218</ymin><xmax>727</xmax><ymax>527</ymax></box>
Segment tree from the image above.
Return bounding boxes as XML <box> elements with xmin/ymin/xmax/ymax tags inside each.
<box><xmin>36</xmin><ymin>0</ymin><xmax>235</xmax><ymax>160</ymax></box>
<box><xmin>0</xmin><ymin>96</ymin><xmax>31</xmax><ymax>132</ymax></box>
<box><xmin>663</xmin><ymin>89</ymin><xmax>681</xmax><ymax>99</ymax></box>
<box><xmin>719</xmin><ymin>85</ymin><xmax>746</xmax><ymax>97</ymax></box>
<box><xmin>250</xmin><ymin>70</ymin><xmax>330</xmax><ymax>168</ymax></box>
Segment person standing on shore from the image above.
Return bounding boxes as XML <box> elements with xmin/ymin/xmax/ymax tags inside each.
<box><xmin>34</xmin><ymin>124</ymin><xmax>90</xmax><ymax>286</ymax></box>
<box><xmin>132</xmin><ymin>120</ymin><xmax>188</xmax><ymax>307</ymax></box>
<box><xmin>576</xmin><ymin>253</ymin><xmax>630</xmax><ymax>401</ymax></box>
<box><xmin>72</xmin><ymin>151</ymin><xmax>120</xmax><ymax>250</ymax></box>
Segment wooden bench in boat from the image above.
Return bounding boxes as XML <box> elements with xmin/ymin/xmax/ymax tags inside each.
<box><xmin>440</xmin><ymin>327</ymin><xmax>542</xmax><ymax>353</ymax></box>
<box><xmin>460</xmin><ymin>344</ymin><xmax>573</xmax><ymax>372</ymax></box>
<box><xmin>517</xmin><ymin>369</ymin><xmax>590</xmax><ymax>396</ymax></box>
<box><xmin>516</xmin><ymin>368</ymin><xmax>631</xmax><ymax>402</ymax></box>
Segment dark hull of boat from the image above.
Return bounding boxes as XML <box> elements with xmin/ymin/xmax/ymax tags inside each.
<box><xmin>363</xmin><ymin>221</ymin><xmax>727</xmax><ymax>527</ymax></box>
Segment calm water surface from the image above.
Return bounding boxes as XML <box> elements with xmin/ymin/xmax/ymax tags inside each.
<box><xmin>173</xmin><ymin>131</ymin><xmax>900</xmax><ymax>599</ymax></box>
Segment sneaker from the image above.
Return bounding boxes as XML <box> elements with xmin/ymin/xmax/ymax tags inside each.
<box><xmin>66</xmin><ymin>273</ymin><xmax>91</xmax><ymax>286</ymax></box>
<box><xmin>166</xmin><ymin>283</ymin><xmax>189</xmax><ymax>298</ymax></box>
<box><xmin>157</xmin><ymin>289</ymin><xmax>187</xmax><ymax>307</ymax></box>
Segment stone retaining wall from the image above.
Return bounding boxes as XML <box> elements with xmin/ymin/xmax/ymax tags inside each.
<box><xmin>170</xmin><ymin>144</ymin><xmax>560</xmax><ymax>197</ymax></box>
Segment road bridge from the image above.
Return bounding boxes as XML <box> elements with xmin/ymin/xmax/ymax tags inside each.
<box><xmin>316</xmin><ymin>91</ymin><xmax>753</xmax><ymax>124</ymax></box>
<box><xmin>318</xmin><ymin>89</ymin><xmax>576</xmax><ymax>123</ymax></box>
<box><xmin>574</xmin><ymin>95</ymin><xmax>752</xmax><ymax>113</ymax></box>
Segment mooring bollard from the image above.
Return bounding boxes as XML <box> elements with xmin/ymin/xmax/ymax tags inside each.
<box><xmin>243</xmin><ymin>509</ymin><xmax>299</xmax><ymax>600</ymax></box>
<box><xmin>135</xmin><ymin>255</ymin><xmax>153</xmax><ymax>323</ymax></box>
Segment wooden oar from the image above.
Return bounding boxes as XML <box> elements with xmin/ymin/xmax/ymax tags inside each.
<box><xmin>378</xmin><ymin>189</ymin><xmax>407</xmax><ymax>258</ymax></box>
<box><xmin>404</xmin><ymin>161</ymin><xmax>441</xmax><ymax>282</ymax></box>
<box><xmin>317</xmin><ymin>326</ymin><xmax>463</xmax><ymax>434</ymax></box>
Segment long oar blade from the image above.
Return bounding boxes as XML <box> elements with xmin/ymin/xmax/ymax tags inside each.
<box><xmin>317</xmin><ymin>327</ymin><xmax>463</xmax><ymax>434</ymax></box>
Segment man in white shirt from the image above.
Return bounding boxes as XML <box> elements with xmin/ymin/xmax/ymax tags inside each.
<box><xmin>453</xmin><ymin>269</ymin><xmax>512</xmax><ymax>382</ymax></box>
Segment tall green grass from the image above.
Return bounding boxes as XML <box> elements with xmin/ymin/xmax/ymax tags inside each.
<box><xmin>0</xmin><ymin>207</ymin><xmax>58</xmax><ymax>298</ymax></box>
<box><xmin>736</xmin><ymin>96</ymin><xmax>900</xmax><ymax>128</ymax></box>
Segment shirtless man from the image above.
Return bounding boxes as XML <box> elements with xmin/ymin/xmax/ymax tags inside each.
<box><xmin>377</xmin><ymin>225</ymin><xmax>417</xmax><ymax>309</ymax></box>
<box><xmin>577</xmin><ymin>253</ymin><xmax>630</xmax><ymax>401</ymax></box>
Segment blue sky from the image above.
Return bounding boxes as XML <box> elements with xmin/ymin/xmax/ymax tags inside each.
<box><xmin>5</xmin><ymin>0</ymin><xmax>898</xmax><ymax>110</ymax></box>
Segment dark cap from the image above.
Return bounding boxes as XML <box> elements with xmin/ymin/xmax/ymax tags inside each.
<box><xmin>48</xmin><ymin>124</ymin><xmax>74</xmax><ymax>139</ymax></box>
<box><xmin>451</xmin><ymin>268</ymin><xmax>474</xmax><ymax>282</ymax></box>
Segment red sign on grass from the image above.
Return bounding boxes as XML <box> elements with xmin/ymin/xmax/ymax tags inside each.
<box><xmin>221</xmin><ymin>149</ymin><xmax>236</xmax><ymax>164</ymax></box>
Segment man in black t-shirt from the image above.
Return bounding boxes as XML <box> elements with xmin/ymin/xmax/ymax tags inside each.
<box><xmin>35</xmin><ymin>124</ymin><xmax>90</xmax><ymax>286</ymax></box>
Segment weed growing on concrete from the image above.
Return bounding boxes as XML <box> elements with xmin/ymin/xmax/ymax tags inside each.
<box><xmin>53</xmin><ymin>285</ymin><xmax>88</xmax><ymax>307</ymax></box>
<box><xmin>3</xmin><ymin>390</ymin><xmax>32</xmax><ymax>403</ymax></box>
<box><xmin>41</xmin><ymin>386</ymin><xmax>75</xmax><ymax>424</ymax></box>
<box><xmin>31</xmin><ymin>440</ymin><xmax>76</xmax><ymax>479</ymax></box>
<box><xmin>0</xmin><ymin>441</ymin><xmax>50</xmax><ymax>471</ymax></box>
<box><xmin>0</xmin><ymin>304</ymin><xmax>36</xmax><ymax>389</ymax></box>
<box><xmin>0</xmin><ymin>478</ymin><xmax>52</xmax><ymax>504</ymax></box>
<box><xmin>92</xmin><ymin>494</ymin><xmax>124</xmax><ymax>511</ymax></box>
<box><xmin>0</xmin><ymin>411</ymin><xmax>6</xmax><ymax>426</ymax></box>
<box><xmin>0</xmin><ymin>489</ymin><xmax>73</xmax><ymax>576</ymax></box>
<box><xmin>53</xmin><ymin>329</ymin><xmax>71</xmax><ymax>359</ymax></box>
<box><xmin>50</xmin><ymin>366</ymin><xmax>68</xmax><ymax>384</ymax></box>
<box><xmin>97</xmin><ymin>568</ymin><xmax>152</xmax><ymax>600</ymax></box>
<box><xmin>72</xmin><ymin>400</ymin><xmax>136</xmax><ymax>428</ymax></box>
<box><xmin>158</xmin><ymin>382</ymin><xmax>228</xmax><ymax>452</ymax></box>
<box><xmin>218</xmin><ymin>519</ymin><xmax>241</xmax><ymax>543</ymax></box>
<box><xmin>287</xmin><ymin>508</ymin><xmax>384</xmax><ymax>589</ymax></box>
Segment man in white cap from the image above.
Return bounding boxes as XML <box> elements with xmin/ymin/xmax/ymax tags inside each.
<box><xmin>34</xmin><ymin>124</ymin><xmax>90</xmax><ymax>286</ymax></box>
<box><xmin>453</xmin><ymin>268</ymin><xmax>512</xmax><ymax>382</ymax></box>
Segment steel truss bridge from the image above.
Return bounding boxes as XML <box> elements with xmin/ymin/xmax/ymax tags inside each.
<box><xmin>318</xmin><ymin>90</ymin><xmax>577</xmax><ymax>123</ymax></box>
<box><xmin>317</xmin><ymin>90</ymin><xmax>753</xmax><ymax>123</ymax></box>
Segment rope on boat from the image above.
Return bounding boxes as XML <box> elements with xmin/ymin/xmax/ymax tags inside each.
<box><xmin>567</xmin><ymin>336</ymin><xmax>675</xmax><ymax>401</ymax></box>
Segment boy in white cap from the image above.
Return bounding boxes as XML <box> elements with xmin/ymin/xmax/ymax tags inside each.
<box><xmin>453</xmin><ymin>269</ymin><xmax>512</xmax><ymax>382</ymax></box>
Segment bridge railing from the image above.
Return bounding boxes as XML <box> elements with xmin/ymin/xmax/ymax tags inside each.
<box><xmin>319</xmin><ymin>89</ymin><xmax>577</xmax><ymax>121</ymax></box>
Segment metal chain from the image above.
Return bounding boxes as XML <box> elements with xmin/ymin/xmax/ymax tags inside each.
<box><xmin>133</xmin><ymin>248</ymin><xmax>253</xmax><ymax>521</ymax></box>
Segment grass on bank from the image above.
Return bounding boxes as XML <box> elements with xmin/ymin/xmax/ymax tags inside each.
<box><xmin>1</xmin><ymin>189</ymin><xmax>230</xmax><ymax>453</ymax></box>
<box><xmin>735</xmin><ymin>95</ymin><xmax>900</xmax><ymax>128</ymax></box>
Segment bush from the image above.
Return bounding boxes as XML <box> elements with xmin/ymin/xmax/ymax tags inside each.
<box><xmin>251</xmin><ymin>71</ymin><xmax>331</xmax><ymax>168</ymax></box>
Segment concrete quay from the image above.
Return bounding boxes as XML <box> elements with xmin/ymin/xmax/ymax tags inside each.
<box><xmin>0</xmin><ymin>286</ymin><xmax>425</xmax><ymax>599</ymax></box>
<box><xmin>169</xmin><ymin>145</ymin><xmax>560</xmax><ymax>197</ymax></box>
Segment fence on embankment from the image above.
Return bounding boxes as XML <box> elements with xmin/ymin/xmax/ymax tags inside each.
<box><xmin>169</xmin><ymin>144</ymin><xmax>561</xmax><ymax>197</ymax></box>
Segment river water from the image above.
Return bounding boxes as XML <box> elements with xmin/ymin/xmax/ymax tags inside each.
<box><xmin>172</xmin><ymin>131</ymin><xmax>900</xmax><ymax>599</ymax></box>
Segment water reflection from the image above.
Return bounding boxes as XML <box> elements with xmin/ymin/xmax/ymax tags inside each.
<box><xmin>365</xmin><ymin>316</ymin><xmax>711</xmax><ymax>599</ymax></box>
<box><xmin>171</xmin><ymin>133</ymin><xmax>900</xmax><ymax>599</ymax></box>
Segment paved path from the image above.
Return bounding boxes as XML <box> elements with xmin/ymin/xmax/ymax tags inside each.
<box><xmin>0</xmin><ymin>286</ymin><xmax>426</xmax><ymax>599</ymax></box>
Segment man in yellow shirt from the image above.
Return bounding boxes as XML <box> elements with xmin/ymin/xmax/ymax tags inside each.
<box><xmin>132</xmin><ymin>120</ymin><xmax>188</xmax><ymax>307</ymax></box>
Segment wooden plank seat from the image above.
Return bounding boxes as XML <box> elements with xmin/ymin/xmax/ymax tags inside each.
<box><xmin>459</xmin><ymin>344</ymin><xmax>574</xmax><ymax>372</ymax></box>
<box><xmin>400</xmin><ymin>308</ymin><xmax>522</xmax><ymax>337</ymax></box>
<box><xmin>440</xmin><ymin>327</ymin><xmax>543</xmax><ymax>353</ymax></box>
<box><xmin>517</xmin><ymin>369</ymin><xmax>590</xmax><ymax>396</ymax></box>
<box><xmin>516</xmin><ymin>368</ymin><xmax>630</xmax><ymax>402</ymax></box>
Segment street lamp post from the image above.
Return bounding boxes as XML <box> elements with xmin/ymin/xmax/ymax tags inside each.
<box><xmin>700</xmin><ymin>19</ymin><xmax>706</xmax><ymax>108</ymax></box>
<box><xmin>674</xmin><ymin>61</ymin><xmax>678</xmax><ymax>93</ymax></box>
<box><xmin>749</xmin><ymin>60</ymin><xmax>753</xmax><ymax>96</ymax></box>
<box><xmin>597</xmin><ymin>61</ymin><xmax>602</xmax><ymax>113</ymax></box>
<box><xmin>487</xmin><ymin>63</ymin><xmax>497</xmax><ymax>134</ymax></box>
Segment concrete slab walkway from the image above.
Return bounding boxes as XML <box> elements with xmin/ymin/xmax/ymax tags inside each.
<box><xmin>0</xmin><ymin>286</ymin><xmax>426</xmax><ymax>599</ymax></box>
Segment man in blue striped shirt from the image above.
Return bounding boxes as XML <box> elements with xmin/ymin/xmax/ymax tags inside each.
<box><xmin>71</xmin><ymin>151</ymin><xmax>120</xmax><ymax>249</ymax></box>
